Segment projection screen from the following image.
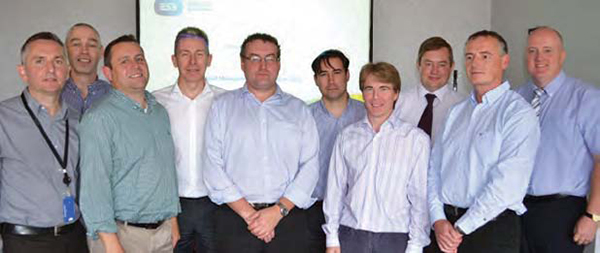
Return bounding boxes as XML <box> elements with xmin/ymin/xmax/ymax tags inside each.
<box><xmin>138</xmin><ymin>0</ymin><xmax>371</xmax><ymax>102</ymax></box>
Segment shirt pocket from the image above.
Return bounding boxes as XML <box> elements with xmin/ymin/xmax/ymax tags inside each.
<box><xmin>473</xmin><ymin>130</ymin><xmax>500</xmax><ymax>166</ymax></box>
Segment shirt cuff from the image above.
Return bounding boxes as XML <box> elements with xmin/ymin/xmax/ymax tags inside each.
<box><xmin>210</xmin><ymin>185</ymin><xmax>244</xmax><ymax>205</ymax></box>
<box><xmin>454</xmin><ymin>214</ymin><xmax>485</xmax><ymax>235</ymax></box>
<box><xmin>405</xmin><ymin>242</ymin><xmax>424</xmax><ymax>253</ymax></box>
<box><xmin>326</xmin><ymin>233</ymin><xmax>340</xmax><ymax>248</ymax></box>
<box><xmin>86</xmin><ymin>220</ymin><xmax>118</xmax><ymax>239</ymax></box>
<box><xmin>429</xmin><ymin>204</ymin><xmax>447</xmax><ymax>227</ymax></box>
<box><xmin>284</xmin><ymin>185</ymin><xmax>316</xmax><ymax>209</ymax></box>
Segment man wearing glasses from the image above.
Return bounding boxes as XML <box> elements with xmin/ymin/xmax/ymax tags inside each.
<box><xmin>203</xmin><ymin>33</ymin><xmax>320</xmax><ymax>253</ymax></box>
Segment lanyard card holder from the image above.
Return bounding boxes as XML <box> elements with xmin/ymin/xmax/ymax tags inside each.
<box><xmin>63</xmin><ymin>194</ymin><xmax>76</xmax><ymax>223</ymax></box>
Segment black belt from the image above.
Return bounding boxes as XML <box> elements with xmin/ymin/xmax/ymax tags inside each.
<box><xmin>524</xmin><ymin>194</ymin><xmax>574</xmax><ymax>203</ymax></box>
<box><xmin>1</xmin><ymin>219</ymin><xmax>81</xmax><ymax>236</ymax></box>
<box><xmin>118</xmin><ymin>220</ymin><xmax>164</xmax><ymax>229</ymax></box>
<box><xmin>250</xmin><ymin>202</ymin><xmax>276</xmax><ymax>210</ymax></box>
<box><xmin>444</xmin><ymin>204</ymin><xmax>468</xmax><ymax>217</ymax></box>
<box><xmin>180</xmin><ymin>196</ymin><xmax>209</xmax><ymax>201</ymax></box>
<box><xmin>443</xmin><ymin>204</ymin><xmax>515</xmax><ymax>218</ymax></box>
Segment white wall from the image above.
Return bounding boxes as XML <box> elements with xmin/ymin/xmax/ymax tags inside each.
<box><xmin>492</xmin><ymin>1</ymin><xmax>600</xmax><ymax>252</ymax></box>
<box><xmin>0</xmin><ymin>0</ymin><xmax>136</xmax><ymax>101</ymax></box>
<box><xmin>492</xmin><ymin>0</ymin><xmax>600</xmax><ymax>88</ymax></box>
<box><xmin>372</xmin><ymin>0</ymin><xmax>491</xmax><ymax>94</ymax></box>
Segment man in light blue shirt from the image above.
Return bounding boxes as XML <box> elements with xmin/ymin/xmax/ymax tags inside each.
<box><xmin>203</xmin><ymin>33</ymin><xmax>319</xmax><ymax>253</ymax></box>
<box><xmin>428</xmin><ymin>30</ymin><xmax>540</xmax><ymax>253</ymax></box>
<box><xmin>308</xmin><ymin>49</ymin><xmax>365</xmax><ymax>252</ymax></box>
<box><xmin>517</xmin><ymin>26</ymin><xmax>600</xmax><ymax>253</ymax></box>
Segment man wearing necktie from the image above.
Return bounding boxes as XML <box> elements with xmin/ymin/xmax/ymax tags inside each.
<box><xmin>516</xmin><ymin>26</ymin><xmax>600</xmax><ymax>253</ymax></box>
<box><xmin>395</xmin><ymin>36</ymin><xmax>465</xmax><ymax>140</ymax></box>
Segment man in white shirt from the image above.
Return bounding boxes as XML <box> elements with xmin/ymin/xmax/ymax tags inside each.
<box><xmin>396</xmin><ymin>36</ymin><xmax>465</xmax><ymax>140</ymax></box>
<box><xmin>323</xmin><ymin>62</ymin><xmax>430</xmax><ymax>253</ymax></box>
<box><xmin>153</xmin><ymin>27</ymin><xmax>226</xmax><ymax>253</ymax></box>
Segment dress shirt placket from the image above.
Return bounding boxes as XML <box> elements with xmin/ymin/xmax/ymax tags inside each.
<box><xmin>259</xmin><ymin>106</ymin><xmax>271</xmax><ymax>191</ymax></box>
<box><xmin>364</xmin><ymin>131</ymin><xmax>380</xmax><ymax>226</ymax></box>
<box><xmin>190</xmin><ymin>99</ymin><xmax>198</xmax><ymax>177</ymax></box>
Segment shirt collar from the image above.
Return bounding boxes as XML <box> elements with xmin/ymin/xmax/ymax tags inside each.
<box><xmin>529</xmin><ymin>70</ymin><xmax>565</xmax><ymax>97</ymax></box>
<box><xmin>65</xmin><ymin>77</ymin><xmax>110</xmax><ymax>92</ymax></box>
<box><xmin>316</xmin><ymin>95</ymin><xmax>353</xmax><ymax>118</ymax></box>
<box><xmin>417</xmin><ymin>83</ymin><xmax>450</xmax><ymax>102</ymax></box>
<box><xmin>359</xmin><ymin>109</ymin><xmax>402</xmax><ymax>132</ymax></box>
<box><xmin>111</xmin><ymin>89</ymin><xmax>157</xmax><ymax>112</ymax></box>
<box><xmin>469</xmin><ymin>81</ymin><xmax>510</xmax><ymax>105</ymax></box>
<box><xmin>240</xmin><ymin>83</ymin><xmax>284</xmax><ymax>102</ymax></box>
<box><xmin>24</xmin><ymin>88</ymin><xmax>69</xmax><ymax>120</ymax></box>
<box><xmin>171</xmin><ymin>82</ymin><xmax>214</xmax><ymax>99</ymax></box>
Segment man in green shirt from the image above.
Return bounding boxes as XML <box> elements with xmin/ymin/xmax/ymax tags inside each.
<box><xmin>79</xmin><ymin>35</ymin><xmax>180</xmax><ymax>253</ymax></box>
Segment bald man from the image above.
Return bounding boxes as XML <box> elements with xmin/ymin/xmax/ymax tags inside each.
<box><xmin>517</xmin><ymin>26</ymin><xmax>600</xmax><ymax>253</ymax></box>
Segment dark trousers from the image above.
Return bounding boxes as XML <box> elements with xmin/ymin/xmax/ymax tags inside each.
<box><xmin>2</xmin><ymin>220</ymin><xmax>88</xmax><ymax>253</ymax></box>
<box><xmin>428</xmin><ymin>205</ymin><xmax>520</xmax><ymax>253</ymax></box>
<box><xmin>214</xmin><ymin>204</ymin><xmax>309</xmax><ymax>253</ymax></box>
<box><xmin>306</xmin><ymin>200</ymin><xmax>326</xmax><ymax>253</ymax></box>
<box><xmin>521</xmin><ymin>195</ymin><xmax>586</xmax><ymax>253</ymax></box>
<box><xmin>339</xmin><ymin>225</ymin><xmax>408</xmax><ymax>253</ymax></box>
<box><xmin>174</xmin><ymin>196</ymin><xmax>217</xmax><ymax>253</ymax></box>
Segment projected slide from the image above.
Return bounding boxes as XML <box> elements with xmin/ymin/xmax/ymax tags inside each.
<box><xmin>139</xmin><ymin>0</ymin><xmax>371</xmax><ymax>102</ymax></box>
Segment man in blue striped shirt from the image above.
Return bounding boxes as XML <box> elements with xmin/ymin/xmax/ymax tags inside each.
<box><xmin>428</xmin><ymin>30</ymin><xmax>540</xmax><ymax>253</ymax></box>
<box><xmin>323</xmin><ymin>62</ymin><xmax>430</xmax><ymax>253</ymax></box>
<box><xmin>308</xmin><ymin>49</ymin><xmax>366</xmax><ymax>252</ymax></box>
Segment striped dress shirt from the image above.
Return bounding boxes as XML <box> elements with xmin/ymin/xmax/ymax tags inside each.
<box><xmin>323</xmin><ymin>114</ymin><xmax>431</xmax><ymax>252</ymax></box>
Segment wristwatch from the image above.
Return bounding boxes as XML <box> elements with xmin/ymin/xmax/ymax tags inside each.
<box><xmin>584</xmin><ymin>211</ymin><xmax>600</xmax><ymax>222</ymax></box>
<box><xmin>276</xmin><ymin>201</ymin><xmax>289</xmax><ymax>217</ymax></box>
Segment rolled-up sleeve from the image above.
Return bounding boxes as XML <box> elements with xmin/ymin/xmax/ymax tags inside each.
<box><xmin>202</xmin><ymin>100</ymin><xmax>244</xmax><ymax>205</ymax></box>
<box><xmin>283</xmin><ymin>107</ymin><xmax>319</xmax><ymax>209</ymax></box>
<box><xmin>79</xmin><ymin>110</ymin><xmax>118</xmax><ymax>238</ymax></box>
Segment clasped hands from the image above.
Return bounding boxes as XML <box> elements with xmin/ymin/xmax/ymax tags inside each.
<box><xmin>244</xmin><ymin>206</ymin><xmax>283</xmax><ymax>243</ymax></box>
<box><xmin>433</xmin><ymin>220</ymin><xmax>463</xmax><ymax>253</ymax></box>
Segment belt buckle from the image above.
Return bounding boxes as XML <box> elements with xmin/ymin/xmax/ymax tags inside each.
<box><xmin>54</xmin><ymin>226</ymin><xmax>58</xmax><ymax>236</ymax></box>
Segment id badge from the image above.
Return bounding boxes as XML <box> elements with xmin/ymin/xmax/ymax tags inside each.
<box><xmin>63</xmin><ymin>195</ymin><xmax>76</xmax><ymax>223</ymax></box>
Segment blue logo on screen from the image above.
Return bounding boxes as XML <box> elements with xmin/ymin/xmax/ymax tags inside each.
<box><xmin>155</xmin><ymin>0</ymin><xmax>183</xmax><ymax>16</ymax></box>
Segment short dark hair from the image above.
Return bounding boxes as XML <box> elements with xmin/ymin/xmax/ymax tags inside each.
<box><xmin>240</xmin><ymin>33</ymin><xmax>281</xmax><ymax>59</ymax></box>
<box><xmin>466</xmin><ymin>30</ymin><xmax>508</xmax><ymax>55</ymax></box>
<box><xmin>174</xmin><ymin>27</ymin><xmax>210</xmax><ymax>54</ymax></box>
<box><xmin>311</xmin><ymin>49</ymin><xmax>350</xmax><ymax>76</ymax></box>
<box><xmin>417</xmin><ymin>36</ymin><xmax>454</xmax><ymax>65</ymax></box>
<box><xmin>20</xmin><ymin>32</ymin><xmax>64</xmax><ymax>64</ymax></box>
<box><xmin>528</xmin><ymin>26</ymin><xmax>564</xmax><ymax>46</ymax></box>
<box><xmin>359</xmin><ymin>62</ymin><xmax>401</xmax><ymax>93</ymax></box>
<box><xmin>104</xmin><ymin>34</ymin><xmax>139</xmax><ymax>68</ymax></box>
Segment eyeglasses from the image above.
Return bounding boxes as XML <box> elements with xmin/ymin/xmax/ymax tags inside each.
<box><xmin>242</xmin><ymin>54</ymin><xmax>279</xmax><ymax>64</ymax></box>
